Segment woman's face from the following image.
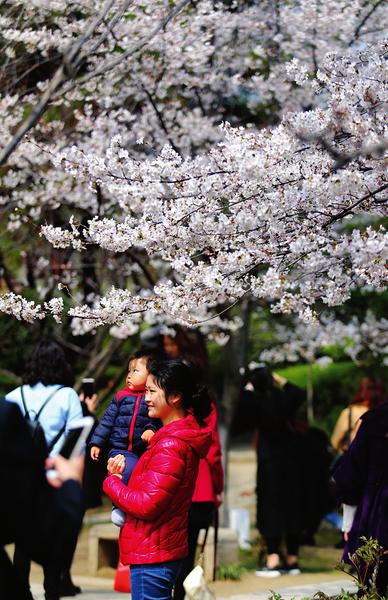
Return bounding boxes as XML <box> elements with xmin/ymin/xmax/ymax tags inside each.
<box><xmin>163</xmin><ymin>336</ymin><xmax>180</xmax><ymax>358</ymax></box>
<box><xmin>145</xmin><ymin>374</ymin><xmax>176</xmax><ymax>424</ymax></box>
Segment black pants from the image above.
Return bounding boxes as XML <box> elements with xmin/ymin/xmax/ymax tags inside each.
<box><xmin>265</xmin><ymin>534</ymin><xmax>300</xmax><ymax>556</ymax></box>
<box><xmin>173</xmin><ymin>502</ymin><xmax>214</xmax><ymax>600</ymax></box>
<box><xmin>0</xmin><ymin>547</ymin><xmax>33</xmax><ymax>600</ymax></box>
<box><xmin>14</xmin><ymin>545</ymin><xmax>61</xmax><ymax>600</ymax></box>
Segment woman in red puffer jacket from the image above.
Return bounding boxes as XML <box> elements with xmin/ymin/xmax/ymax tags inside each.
<box><xmin>103</xmin><ymin>359</ymin><xmax>212</xmax><ymax>600</ymax></box>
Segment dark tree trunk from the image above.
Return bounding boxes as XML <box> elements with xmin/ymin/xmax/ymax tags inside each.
<box><xmin>218</xmin><ymin>299</ymin><xmax>251</xmax><ymax>525</ymax></box>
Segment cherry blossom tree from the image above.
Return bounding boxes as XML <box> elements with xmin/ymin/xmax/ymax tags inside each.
<box><xmin>0</xmin><ymin>1</ymin><xmax>386</xmax><ymax>408</ymax></box>
<box><xmin>41</xmin><ymin>41</ymin><xmax>387</xmax><ymax>330</ymax></box>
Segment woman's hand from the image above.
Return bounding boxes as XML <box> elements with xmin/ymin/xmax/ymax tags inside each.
<box><xmin>80</xmin><ymin>392</ymin><xmax>99</xmax><ymax>414</ymax></box>
<box><xmin>107</xmin><ymin>454</ymin><xmax>126</xmax><ymax>477</ymax></box>
<box><xmin>46</xmin><ymin>454</ymin><xmax>84</xmax><ymax>488</ymax></box>
<box><xmin>215</xmin><ymin>494</ymin><xmax>223</xmax><ymax>508</ymax></box>
<box><xmin>272</xmin><ymin>372</ymin><xmax>287</xmax><ymax>388</ymax></box>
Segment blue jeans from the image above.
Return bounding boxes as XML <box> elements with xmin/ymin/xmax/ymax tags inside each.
<box><xmin>130</xmin><ymin>560</ymin><xmax>183</xmax><ymax>600</ymax></box>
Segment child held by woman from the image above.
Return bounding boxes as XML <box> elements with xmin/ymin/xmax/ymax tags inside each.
<box><xmin>89</xmin><ymin>350</ymin><xmax>160</xmax><ymax>526</ymax></box>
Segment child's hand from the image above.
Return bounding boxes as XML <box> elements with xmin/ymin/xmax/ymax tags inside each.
<box><xmin>90</xmin><ymin>446</ymin><xmax>101</xmax><ymax>461</ymax></box>
<box><xmin>141</xmin><ymin>429</ymin><xmax>155</xmax><ymax>443</ymax></box>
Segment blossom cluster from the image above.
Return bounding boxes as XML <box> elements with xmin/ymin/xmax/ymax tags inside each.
<box><xmin>0</xmin><ymin>1</ymin><xmax>387</xmax><ymax>332</ymax></box>
<box><xmin>259</xmin><ymin>311</ymin><xmax>388</xmax><ymax>367</ymax></box>
<box><xmin>53</xmin><ymin>42</ymin><xmax>387</xmax><ymax>326</ymax></box>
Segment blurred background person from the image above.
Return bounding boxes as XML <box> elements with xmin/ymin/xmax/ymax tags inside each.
<box><xmin>5</xmin><ymin>339</ymin><xmax>83</xmax><ymax>599</ymax></box>
<box><xmin>331</xmin><ymin>377</ymin><xmax>386</xmax><ymax>454</ymax></box>
<box><xmin>162</xmin><ymin>326</ymin><xmax>209</xmax><ymax>381</ymax></box>
<box><xmin>249</xmin><ymin>366</ymin><xmax>306</xmax><ymax>577</ymax></box>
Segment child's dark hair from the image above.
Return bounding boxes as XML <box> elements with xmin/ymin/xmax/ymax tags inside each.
<box><xmin>148</xmin><ymin>359</ymin><xmax>211</xmax><ymax>424</ymax></box>
<box><xmin>128</xmin><ymin>349</ymin><xmax>162</xmax><ymax>370</ymax></box>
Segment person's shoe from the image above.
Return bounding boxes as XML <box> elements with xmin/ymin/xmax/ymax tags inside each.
<box><xmin>255</xmin><ymin>566</ymin><xmax>282</xmax><ymax>578</ymax></box>
<box><xmin>283</xmin><ymin>563</ymin><xmax>301</xmax><ymax>575</ymax></box>
<box><xmin>111</xmin><ymin>506</ymin><xmax>126</xmax><ymax>527</ymax></box>
<box><xmin>58</xmin><ymin>577</ymin><xmax>81</xmax><ymax>596</ymax></box>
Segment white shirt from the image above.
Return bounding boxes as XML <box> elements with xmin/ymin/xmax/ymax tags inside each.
<box><xmin>6</xmin><ymin>382</ymin><xmax>83</xmax><ymax>456</ymax></box>
<box><xmin>342</xmin><ymin>504</ymin><xmax>357</xmax><ymax>533</ymax></box>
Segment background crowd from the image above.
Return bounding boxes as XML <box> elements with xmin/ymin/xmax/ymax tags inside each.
<box><xmin>1</xmin><ymin>331</ymin><xmax>387</xmax><ymax>599</ymax></box>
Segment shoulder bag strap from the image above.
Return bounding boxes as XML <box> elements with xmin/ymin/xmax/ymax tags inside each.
<box><xmin>34</xmin><ymin>385</ymin><xmax>65</xmax><ymax>421</ymax></box>
<box><xmin>20</xmin><ymin>386</ymin><xmax>31</xmax><ymax>420</ymax></box>
<box><xmin>197</xmin><ymin>525</ymin><xmax>211</xmax><ymax>568</ymax></box>
<box><xmin>47</xmin><ymin>421</ymin><xmax>67</xmax><ymax>453</ymax></box>
<box><xmin>345</xmin><ymin>406</ymin><xmax>353</xmax><ymax>450</ymax></box>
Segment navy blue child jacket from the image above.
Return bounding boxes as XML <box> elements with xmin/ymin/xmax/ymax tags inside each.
<box><xmin>90</xmin><ymin>387</ymin><xmax>160</xmax><ymax>455</ymax></box>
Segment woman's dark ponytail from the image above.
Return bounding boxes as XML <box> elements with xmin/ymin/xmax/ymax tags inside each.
<box><xmin>190</xmin><ymin>383</ymin><xmax>211</xmax><ymax>425</ymax></box>
<box><xmin>149</xmin><ymin>359</ymin><xmax>211</xmax><ymax>424</ymax></box>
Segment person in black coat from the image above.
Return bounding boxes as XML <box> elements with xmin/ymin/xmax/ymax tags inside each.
<box><xmin>333</xmin><ymin>400</ymin><xmax>388</xmax><ymax>596</ymax></box>
<box><xmin>248</xmin><ymin>367</ymin><xmax>307</xmax><ymax>577</ymax></box>
<box><xmin>0</xmin><ymin>398</ymin><xmax>84</xmax><ymax>600</ymax></box>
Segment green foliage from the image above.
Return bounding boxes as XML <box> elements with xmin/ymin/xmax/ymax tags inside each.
<box><xmin>216</xmin><ymin>563</ymin><xmax>246</xmax><ymax>581</ymax></box>
<box><xmin>275</xmin><ymin>362</ymin><xmax>387</xmax><ymax>435</ymax></box>
<box><xmin>268</xmin><ymin>591</ymin><xmax>286</xmax><ymax>600</ymax></box>
<box><xmin>337</xmin><ymin>537</ymin><xmax>386</xmax><ymax>598</ymax></box>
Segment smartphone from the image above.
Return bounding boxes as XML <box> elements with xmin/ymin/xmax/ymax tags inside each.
<box><xmin>46</xmin><ymin>416</ymin><xmax>94</xmax><ymax>480</ymax></box>
<box><xmin>82</xmin><ymin>377</ymin><xmax>95</xmax><ymax>398</ymax></box>
<box><xmin>58</xmin><ymin>416</ymin><xmax>94</xmax><ymax>459</ymax></box>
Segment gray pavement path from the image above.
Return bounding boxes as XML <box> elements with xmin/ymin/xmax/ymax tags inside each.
<box><xmin>31</xmin><ymin>577</ymin><xmax>357</xmax><ymax>599</ymax></box>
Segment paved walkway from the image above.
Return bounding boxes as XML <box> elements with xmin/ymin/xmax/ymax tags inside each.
<box><xmin>28</xmin><ymin>446</ymin><xmax>351</xmax><ymax>599</ymax></box>
<box><xmin>31</xmin><ymin>577</ymin><xmax>357</xmax><ymax>599</ymax></box>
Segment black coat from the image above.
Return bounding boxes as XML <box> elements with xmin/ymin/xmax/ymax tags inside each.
<box><xmin>81</xmin><ymin>402</ymin><xmax>103</xmax><ymax>509</ymax></box>
<box><xmin>334</xmin><ymin>402</ymin><xmax>388</xmax><ymax>558</ymax></box>
<box><xmin>255</xmin><ymin>383</ymin><xmax>307</xmax><ymax>538</ymax></box>
<box><xmin>0</xmin><ymin>399</ymin><xmax>83</xmax><ymax>599</ymax></box>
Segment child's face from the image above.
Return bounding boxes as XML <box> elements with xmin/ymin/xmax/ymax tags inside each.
<box><xmin>126</xmin><ymin>358</ymin><xmax>148</xmax><ymax>390</ymax></box>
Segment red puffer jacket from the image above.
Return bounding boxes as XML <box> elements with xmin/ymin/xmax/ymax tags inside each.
<box><xmin>192</xmin><ymin>402</ymin><xmax>224</xmax><ymax>502</ymax></box>
<box><xmin>103</xmin><ymin>414</ymin><xmax>212</xmax><ymax>564</ymax></box>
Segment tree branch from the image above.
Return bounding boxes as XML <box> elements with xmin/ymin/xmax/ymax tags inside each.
<box><xmin>54</xmin><ymin>0</ymin><xmax>192</xmax><ymax>99</ymax></box>
<box><xmin>0</xmin><ymin>0</ymin><xmax>119</xmax><ymax>166</ymax></box>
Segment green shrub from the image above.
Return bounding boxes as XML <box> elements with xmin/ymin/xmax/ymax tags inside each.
<box><xmin>216</xmin><ymin>563</ymin><xmax>246</xmax><ymax>580</ymax></box>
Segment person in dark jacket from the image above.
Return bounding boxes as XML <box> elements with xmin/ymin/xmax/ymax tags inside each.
<box><xmin>58</xmin><ymin>391</ymin><xmax>104</xmax><ymax>597</ymax></box>
<box><xmin>0</xmin><ymin>398</ymin><xmax>84</xmax><ymax>600</ymax></box>
<box><xmin>248</xmin><ymin>367</ymin><xmax>307</xmax><ymax>577</ymax></box>
<box><xmin>5</xmin><ymin>338</ymin><xmax>83</xmax><ymax>599</ymax></box>
<box><xmin>89</xmin><ymin>350</ymin><xmax>160</xmax><ymax>526</ymax></box>
<box><xmin>103</xmin><ymin>359</ymin><xmax>212</xmax><ymax>600</ymax></box>
<box><xmin>333</xmin><ymin>399</ymin><xmax>388</xmax><ymax>596</ymax></box>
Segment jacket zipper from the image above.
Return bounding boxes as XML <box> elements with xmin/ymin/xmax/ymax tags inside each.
<box><xmin>128</xmin><ymin>393</ymin><xmax>142</xmax><ymax>451</ymax></box>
